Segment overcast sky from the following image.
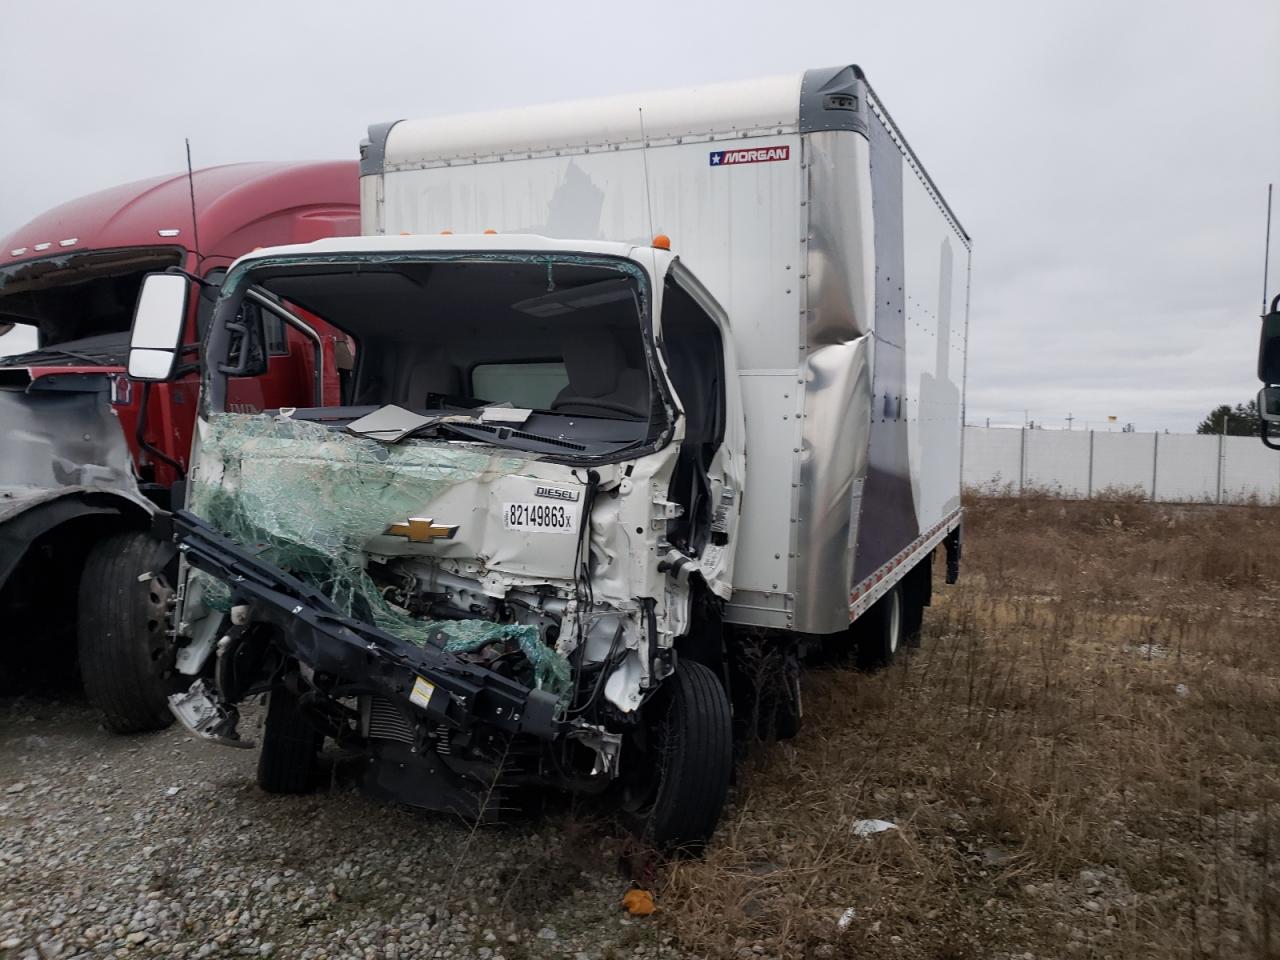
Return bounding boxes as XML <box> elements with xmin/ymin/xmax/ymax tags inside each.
<box><xmin>2</xmin><ymin>0</ymin><xmax>1277</xmax><ymax>431</ymax></box>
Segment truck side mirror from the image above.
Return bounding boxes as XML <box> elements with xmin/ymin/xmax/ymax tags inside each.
<box><xmin>128</xmin><ymin>272</ymin><xmax>190</xmax><ymax>381</ymax></box>
<box><xmin>1258</xmin><ymin>295</ymin><xmax>1280</xmax><ymax>384</ymax></box>
<box><xmin>1259</xmin><ymin>386</ymin><xmax>1280</xmax><ymax>424</ymax></box>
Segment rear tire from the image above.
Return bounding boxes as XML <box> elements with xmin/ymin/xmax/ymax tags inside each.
<box><xmin>623</xmin><ymin>659</ymin><xmax>733</xmax><ymax>854</ymax></box>
<box><xmin>856</xmin><ymin>584</ymin><xmax>904</xmax><ymax>671</ymax></box>
<box><xmin>77</xmin><ymin>530</ymin><xmax>178</xmax><ymax>734</ymax></box>
<box><xmin>257</xmin><ymin>685</ymin><xmax>321</xmax><ymax>794</ymax></box>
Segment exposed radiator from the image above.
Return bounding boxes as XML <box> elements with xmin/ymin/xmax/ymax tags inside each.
<box><xmin>366</xmin><ymin>696</ymin><xmax>414</xmax><ymax>744</ymax></box>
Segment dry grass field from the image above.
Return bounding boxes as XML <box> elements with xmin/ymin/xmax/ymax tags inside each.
<box><xmin>660</xmin><ymin>494</ymin><xmax>1280</xmax><ymax>959</ymax></box>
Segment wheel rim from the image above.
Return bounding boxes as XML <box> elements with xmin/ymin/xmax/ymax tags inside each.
<box><xmin>141</xmin><ymin>572</ymin><xmax>176</xmax><ymax>677</ymax></box>
<box><xmin>887</xmin><ymin>589</ymin><xmax>902</xmax><ymax>654</ymax></box>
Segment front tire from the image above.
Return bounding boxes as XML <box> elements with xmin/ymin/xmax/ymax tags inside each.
<box><xmin>77</xmin><ymin>530</ymin><xmax>178</xmax><ymax>734</ymax></box>
<box><xmin>623</xmin><ymin>659</ymin><xmax>733</xmax><ymax>853</ymax></box>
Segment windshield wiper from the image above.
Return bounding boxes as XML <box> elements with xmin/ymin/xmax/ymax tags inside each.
<box><xmin>343</xmin><ymin>404</ymin><xmax>589</xmax><ymax>451</ymax></box>
<box><xmin>408</xmin><ymin>418</ymin><xmax>589</xmax><ymax>452</ymax></box>
<box><xmin>0</xmin><ymin>346</ymin><xmax>112</xmax><ymax>366</ymax></box>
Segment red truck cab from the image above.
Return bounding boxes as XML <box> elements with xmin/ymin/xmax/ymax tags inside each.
<box><xmin>0</xmin><ymin>162</ymin><xmax>357</xmax><ymax>728</ymax></box>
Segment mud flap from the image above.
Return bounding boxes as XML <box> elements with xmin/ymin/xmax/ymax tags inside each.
<box><xmin>944</xmin><ymin>525</ymin><xmax>962</xmax><ymax>584</ymax></box>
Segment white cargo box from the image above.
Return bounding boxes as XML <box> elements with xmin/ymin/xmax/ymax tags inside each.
<box><xmin>359</xmin><ymin>65</ymin><xmax>969</xmax><ymax>635</ymax></box>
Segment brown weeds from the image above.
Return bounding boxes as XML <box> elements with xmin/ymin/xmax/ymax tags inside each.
<box><xmin>661</xmin><ymin>496</ymin><xmax>1280</xmax><ymax>959</ymax></box>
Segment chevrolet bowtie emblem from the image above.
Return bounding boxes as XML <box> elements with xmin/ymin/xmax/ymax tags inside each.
<box><xmin>385</xmin><ymin>517</ymin><xmax>459</xmax><ymax>543</ymax></box>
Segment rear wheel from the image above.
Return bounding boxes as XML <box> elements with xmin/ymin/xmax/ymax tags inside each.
<box><xmin>856</xmin><ymin>584</ymin><xmax>904</xmax><ymax>671</ymax></box>
<box><xmin>257</xmin><ymin>684</ymin><xmax>322</xmax><ymax>794</ymax></box>
<box><xmin>77</xmin><ymin>530</ymin><xmax>178</xmax><ymax>734</ymax></box>
<box><xmin>621</xmin><ymin>659</ymin><xmax>733</xmax><ymax>853</ymax></box>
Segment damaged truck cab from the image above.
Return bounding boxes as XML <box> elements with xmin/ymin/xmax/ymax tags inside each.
<box><xmin>137</xmin><ymin>236</ymin><xmax>744</xmax><ymax>849</ymax></box>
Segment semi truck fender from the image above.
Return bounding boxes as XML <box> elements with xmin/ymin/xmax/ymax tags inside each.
<box><xmin>0</xmin><ymin>489</ymin><xmax>155</xmax><ymax>594</ymax></box>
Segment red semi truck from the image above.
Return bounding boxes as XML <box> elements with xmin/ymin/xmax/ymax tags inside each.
<box><xmin>0</xmin><ymin>162</ymin><xmax>358</xmax><ymax>730</ymax></box>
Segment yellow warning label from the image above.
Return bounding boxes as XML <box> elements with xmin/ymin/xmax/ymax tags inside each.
<box><xmin>409</xmin><ymin>676</ymin><xmax>435</xmax><ymax>709</ymax></box>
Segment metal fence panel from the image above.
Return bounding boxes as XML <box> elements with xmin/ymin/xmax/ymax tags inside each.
<box><xmin>962</xmin><ymin>427</ymin><xmax>1280</xmax><ymax>504</ymax></box>
<box><xmin>1090</xmin><ymin>432</ymin><xmax>1157</xmax><ymax>496</ymax></box>
<box><xmin>962</xmin><ymin>427</ymin><xmax>1023</xmax><ymax>492</ymax></box>
<box><xmin>1221</xmin><ymin>436</ymin><xmax>1280</xmax><ymax>502</ymax></box>
<box><xmin>1153</xmin><ymin>433</ymin><xmax>1218</xmax><ymax>503</ymax></box>
<box><xmin>1025</xmin><ymin>429</ymin><xmax>1091</xmax><ymax>497</ymax></box>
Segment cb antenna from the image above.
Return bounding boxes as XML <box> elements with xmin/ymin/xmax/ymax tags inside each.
<box><xmin>637</xmin><ymin>107</ymin><xmax>657</xmax><ymax>243</ymax></box>
<box><xmin>185</xmin><ymin>138</ymin><xmax>203</xmax><ymax>268</ymax></box>
<box><xmin>1264</xmin><ymin>182</ymin><xmax>1274</xmax><ymax>316</ymax></box>
<box><xmin>636</xmin><ymin>107</ymin><xmax>660</xmax><ymax>287</ymax></box>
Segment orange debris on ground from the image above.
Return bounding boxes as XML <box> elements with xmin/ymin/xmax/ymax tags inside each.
<box><xmin>621</xmin><ymin>888</ymin><xmax>656</xmax><ymax>916</ymax></box>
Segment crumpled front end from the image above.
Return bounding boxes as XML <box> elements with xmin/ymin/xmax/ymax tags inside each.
<box><xmin>186</xmin><ymin>411</ymin><xmax>575</xmax><ymax>694</ymax></box>
<box><xmin>172</xmin><ymin>410</ymin><xmax>687</xmax><ymax>812</ymax></box>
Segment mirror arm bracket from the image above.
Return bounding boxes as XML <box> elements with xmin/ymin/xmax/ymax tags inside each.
<box><xmin>164</xmin><ymin>265</ymin><xmax>218</xmax><ymax>290</ymax></box>
<box><xmin>135</xmin><ymin>381</ymin><xmax>187</xmax><ymax>479</ymax></box>
<box><xmin>1262</xmin><ymin>419</ymin><xmax>1280</xmax><ymax>451</ymax></box>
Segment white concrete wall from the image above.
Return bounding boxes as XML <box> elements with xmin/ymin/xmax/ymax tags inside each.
<box><xmin>963</xmin><ymin>427</ymin><xmax>1280</xmax><ymax>504</ymax></box>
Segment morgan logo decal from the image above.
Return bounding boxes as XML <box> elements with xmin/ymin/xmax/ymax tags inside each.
<box><xmin>535</xmin><ymin>485</ymin><xmax>580</xmax><ymax>502</ymax></box>
<box><xmin>709</xmin><ymin>145</ymin><xmax>790</xmax><ymax>167</ymax></box>
<box><xmin>385</xmin><ymin>517</ymin><xmax>459</xmax><ymax>543</ymax></box>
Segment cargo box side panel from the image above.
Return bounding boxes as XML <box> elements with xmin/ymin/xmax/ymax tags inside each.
<box><xmin>902</xmin><ymin>155</ymin><xmax>968</xmax><ymax>533</ymax></box>
<box><xmin>792</xmin><ymin>130</ymin><xmax>875</xmax><ymax>634</ymax></box>
<box><xmin>852</xmin><ymin>110</ymin><xmax>919</xmax><ymax>586</ymax></box>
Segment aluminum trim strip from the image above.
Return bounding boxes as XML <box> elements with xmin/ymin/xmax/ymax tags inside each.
<box><xmin>848</xmin><ymin>507</ymin><xmax>962</xmax><ymax>620</ymax></box>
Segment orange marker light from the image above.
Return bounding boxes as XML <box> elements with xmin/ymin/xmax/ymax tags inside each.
<box><xmin>651</xmin><ymin>234</ymin><xmax>671</xmax><ymax>250</ymax></box>
<box><xmin>399</xmin><ymin>231</ymin><xmax>411</xmax><ymax>236</ymax></box>
<box><xmin>483</xmin><ymin>229</ymin><xmax>497</xmax><ymax>235</ymax></box>
<box><xmin>440</xmin><ymin>229</ymin><xmax>453</xmax><ymax>235</ymax></box>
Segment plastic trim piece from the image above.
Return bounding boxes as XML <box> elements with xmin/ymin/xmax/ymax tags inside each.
<box><xmin>360</xmin><ymin>120</ymin><xmax>403</xmax><ymax>178</ymax></box>
<box><xmin>798</xmin><ymin>65</ymin><xmax>870</xmax><ymax>137</ymax></box>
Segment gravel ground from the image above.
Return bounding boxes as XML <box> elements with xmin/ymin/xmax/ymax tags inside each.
<box><xmin>0</xmin><ymin>695</ymin><xmax>682</xmax><ymax>960</ymax></box>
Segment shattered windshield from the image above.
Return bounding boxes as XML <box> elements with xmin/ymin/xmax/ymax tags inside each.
<box><xmin>0</xmin><ymin>248</ymin><xmax>183</xmax><ymax>364</ymax></box>
<box><xmin>210</xmin><ymin>253</ymin><xmax>667</xmax><ymax>458</ymax></box>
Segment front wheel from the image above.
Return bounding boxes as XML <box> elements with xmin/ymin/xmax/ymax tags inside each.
<box><xmin>77</xmin><ymin>530</ymin><xmax>179</xmax><ymax>734</ymax></box>
<box><xmin>621</xmin><ymin>659</ymin><xmax>733</xmax><ymax>854</ymax></box>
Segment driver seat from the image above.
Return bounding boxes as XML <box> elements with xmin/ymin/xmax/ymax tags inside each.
<box><xmin>551</xmin><ymin>331</ymin><xmax>648</xmax><ymax>418</ymax></box>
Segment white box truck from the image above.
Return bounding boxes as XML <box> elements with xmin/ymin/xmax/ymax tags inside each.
<box><xmin>128</xmin><ymin>65</ymin><xmax>969</xmax><ymax>851</ymax></box>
